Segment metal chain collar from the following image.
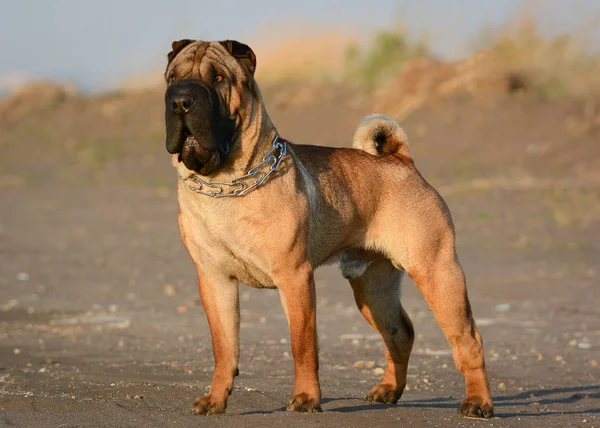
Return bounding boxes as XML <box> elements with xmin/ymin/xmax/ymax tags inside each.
<box><xmin>178</xmin><ymin>135</ymin><xmax>287</xmax><ymax>198</ymax></box>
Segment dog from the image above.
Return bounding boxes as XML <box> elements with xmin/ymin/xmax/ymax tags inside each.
<box><xmin>163</xmin><ymin>39</ymin><xmax>494</xmax><ymax>418</ymax></box>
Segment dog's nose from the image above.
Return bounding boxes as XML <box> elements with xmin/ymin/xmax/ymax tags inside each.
<box><xmin>170</xmin><ymin>93</ymin><xmax>195</xmax><ymax>114</ymax></box>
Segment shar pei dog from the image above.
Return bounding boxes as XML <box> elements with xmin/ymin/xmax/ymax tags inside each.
<box><xmin>163</xmin><ymin>39</ymin><xmax>494</xmax><ymax>419</ymax></box>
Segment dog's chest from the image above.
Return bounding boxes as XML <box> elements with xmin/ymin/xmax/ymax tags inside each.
<box><xmin>209</xmin><ymin>231</ymin><xmax>277</xmax><ymax>289</ymax></box>
<box><xmin>178</xmin><ymin>197</ymin><xmax>283</xmax><ymax>289</ymax></box>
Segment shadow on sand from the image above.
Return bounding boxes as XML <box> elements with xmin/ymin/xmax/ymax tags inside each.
<box><xmin>241</xmin><ymin>384</ymin><xmax>600</xmax><ymax>418</ymax></box>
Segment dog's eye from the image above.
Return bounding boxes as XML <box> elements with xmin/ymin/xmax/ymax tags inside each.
<box><xmin>168</xmin><ymin>71</ymin><xmax>176</xmax><ymax>84</ymax></box>
<box><xmin>215</xmin><ymin>75</ymin><xmax>224</xmax><ymax>83</ymax></box>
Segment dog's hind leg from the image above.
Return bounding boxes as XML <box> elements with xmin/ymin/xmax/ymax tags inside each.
<box><xmin>407</xmin><ymin>248</ymin><xmax>494</xmax><ymax>418</ymax></box>
<box><xmin>348</xmin><ymin>259</ymin><xmax>414</xmax><ymax>404</ymax></box>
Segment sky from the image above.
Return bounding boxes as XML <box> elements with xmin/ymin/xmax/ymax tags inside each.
<box><xmin>1</xmin><ymin>0</ymin><xmax>599</xmax><ymax>93</ymax></box>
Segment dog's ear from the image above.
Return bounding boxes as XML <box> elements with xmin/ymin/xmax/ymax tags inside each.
<box><xmin>219</xmin><ymin>40</ymin><xmax>256</xmax><ymax>76</ymax></box>
<box><xmin>167</xmin><ymin>39</ymin><xmax>194</xmax><ymax>65</ymax></box>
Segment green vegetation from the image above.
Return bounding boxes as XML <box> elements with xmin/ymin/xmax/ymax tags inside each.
<box><xmin>341</xmin><ymin>15</ymin><xmax>600</xmax><ymax>99</ymax></box>
<box><xmin>344</xmin><ymin>27</ymin><xmax>429</xmax><ymax>90</ymax></box>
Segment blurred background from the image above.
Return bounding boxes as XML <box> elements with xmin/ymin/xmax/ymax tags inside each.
<box><xmin>1</xmin><ymin>0</ymin><xmax>600</xmax><ymax>92</ymax></box>
<box><xmin>1</xmin><ymin>1</ymin><xmax>599</xmax><ymax>426</ymax></box>
<box><xmin>2</xmin><ymin>0</ymin><xmax>600</xmax><ymax>187</ymax></box>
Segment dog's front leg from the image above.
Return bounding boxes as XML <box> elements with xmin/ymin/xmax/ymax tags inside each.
<box><xmin>278</xmin><ymin>264</ymin><xmax>322</xmax><ymax>412</ymax></box>
<box><xmin>192</xmin><ymin>272</ymin><xmax>239</xmax><ymax>415</ymax></box>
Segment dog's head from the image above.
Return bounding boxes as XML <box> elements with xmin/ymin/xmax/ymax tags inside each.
<box><xmin>164</xmin><ymin>40</ymin><xmax>257</xmax><ymax>175</ymax></box>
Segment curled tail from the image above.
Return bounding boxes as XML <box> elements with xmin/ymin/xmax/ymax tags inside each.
<box><xmin>352</xmin><ymin>114</ymin><xmax>411</xmax><ymax>159</ymax></box>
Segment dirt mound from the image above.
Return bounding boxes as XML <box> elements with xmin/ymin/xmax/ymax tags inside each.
<box><xmin>373</xmin><ymin>53</ymin><xmax>525</xmax><ymax>120</ymax></box>
<box><xmin>369</xmin><ymin>17</ymin><xmax>600</xmax><ymax>121</ymax></box>
<box><xmin>0</xmin><ymin>81</ymin><xmax>77</xmax><ymax>124</ymax></box>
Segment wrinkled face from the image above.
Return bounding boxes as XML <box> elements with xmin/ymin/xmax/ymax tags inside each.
<box><xmin>164</xmin><ymin>40</ymin><xmax>256</xmax><ymax>175</ymax></box>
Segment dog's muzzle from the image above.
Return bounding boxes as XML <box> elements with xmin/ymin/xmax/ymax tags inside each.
<box><xmin>164</xmin><ymin>80</ymin><xmax>231</xmax><ymax>175</ymax></box>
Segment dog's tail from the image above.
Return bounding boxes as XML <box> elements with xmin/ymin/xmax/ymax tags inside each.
<box><xmin>352</xmin><ymin>114</ymin><xmax>411</xmax><ymax>159</ymax></box>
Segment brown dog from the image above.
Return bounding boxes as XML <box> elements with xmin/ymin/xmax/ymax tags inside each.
<box><xmin>163</xmin><ymin>39</ymin><xmax>494</xmax><ymax>418</ymax></box>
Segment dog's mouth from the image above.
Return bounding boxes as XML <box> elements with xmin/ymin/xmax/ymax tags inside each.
<box><xmin>176</xmin><ymin>132</ymin><xmax>230</xmax><ymax>168</ymax></box>
<box><xmin>166</xmin><ymin>117</ymin><xmax>232</xmax><ymax>176</ymax></box>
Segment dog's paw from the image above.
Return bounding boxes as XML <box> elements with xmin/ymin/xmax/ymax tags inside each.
<box><xmin>192</xmin><ymin>395</ymin><xmax>226</xmax><ymax>415</ymax></box>
<box><xmin>458</xmin><ymin>397</ymin><xmax>494</xmax><ymax>418</ymax></box>
<box><xmin>366</xmin><ymin>383</ymin><xmax>402</xmax><ymax>404</ymax></box>
<box><xmin>287</xmin><ymin>393</ymin><xmax>322</xmax><ymax>413</ymax></box>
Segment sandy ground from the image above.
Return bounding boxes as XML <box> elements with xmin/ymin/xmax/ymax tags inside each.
<box><xmin>0</xmin><ymin>89</ymin><xmax>599</xmax><ymax>427</ymax></box>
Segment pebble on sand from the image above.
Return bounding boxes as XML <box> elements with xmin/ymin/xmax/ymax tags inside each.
<box><xmin>495</xmin><ymin>303</ymin><xmax>511</xmax><ymax>312</ymax></box>
<box><xmin>13</xmin><ymin>348</ymin><xmax>21</xmax><ymax>355</ymax></box>
<box><xmin>2</xmin><ymin>299</ymin><xmax>18</xmax><ymax>311</ymax></box>
<box><xmin>373</xmin><ymin>367</ymin><xmax>385</xmax><ymax>375</ymax></box>
<box><xmin>340</xmin><ymin>333</ymin><xmax>364</xmax><ymax>341</ymax></box>
<box><xmin>127</xmin><ymin>393</ymin><xmax>143</xmax><ymax>400</ymax></box>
